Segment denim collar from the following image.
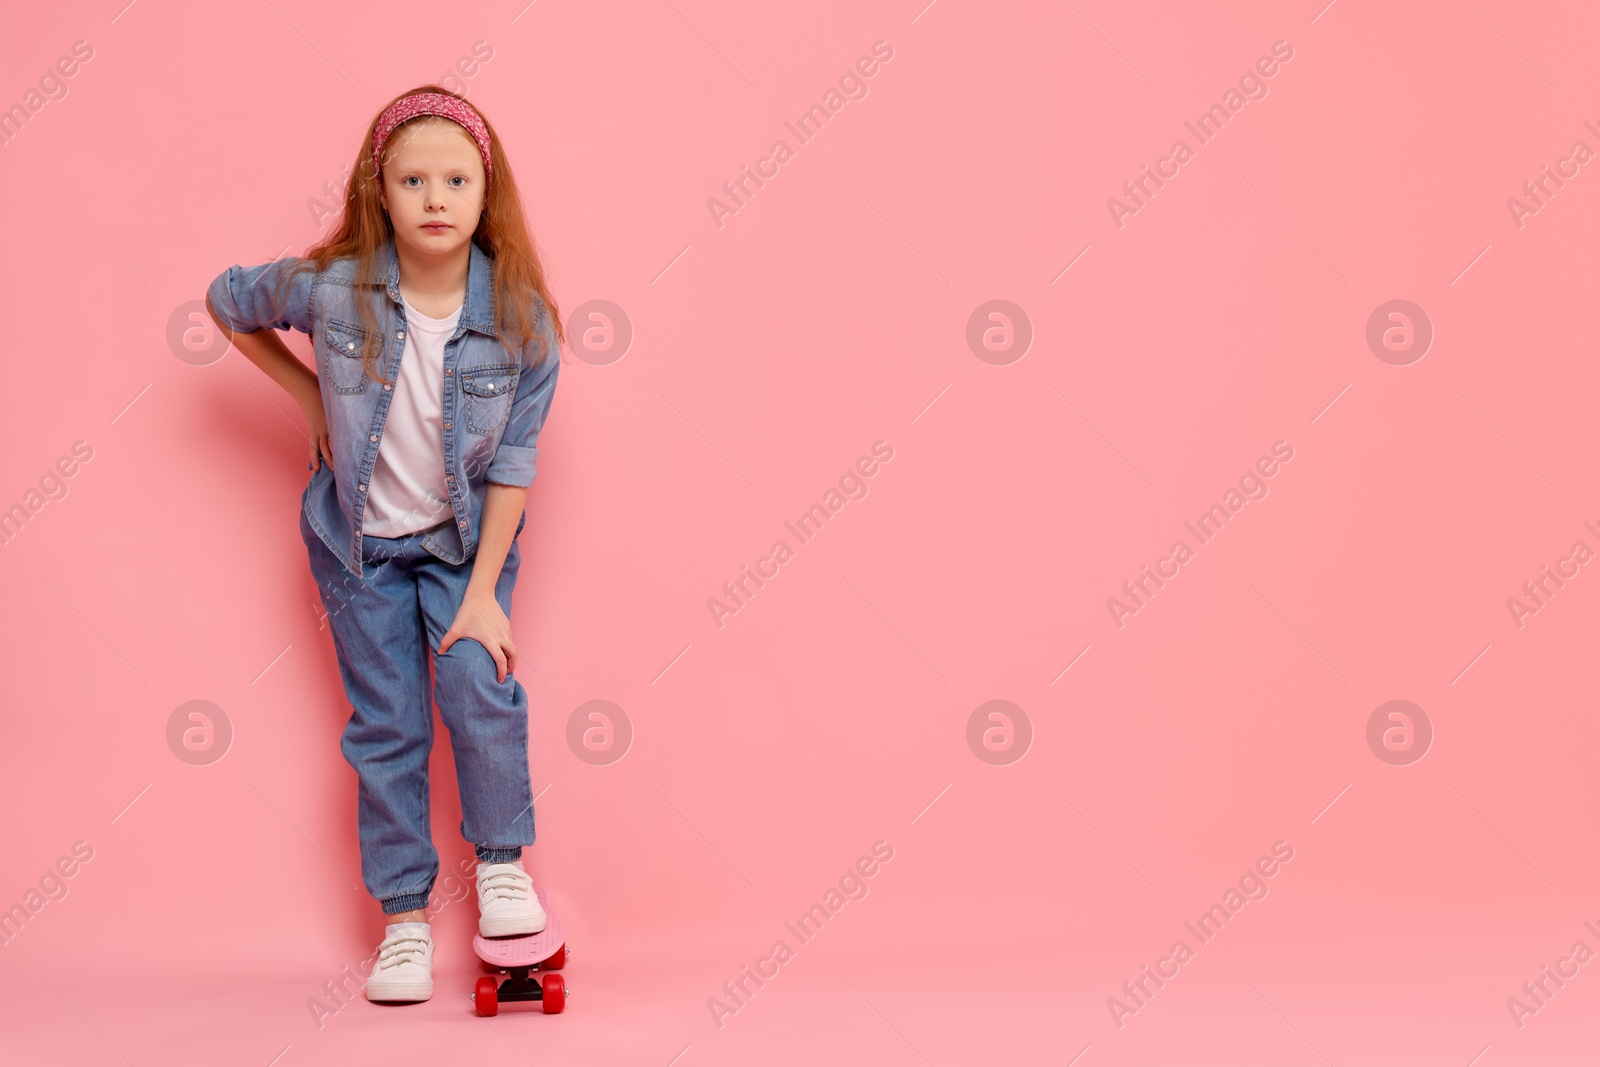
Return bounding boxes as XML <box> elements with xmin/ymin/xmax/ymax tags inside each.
<box><xmin>376</xmin><ymin>233</ymin><xmax>498</xmax><ymax>337</ymax></box>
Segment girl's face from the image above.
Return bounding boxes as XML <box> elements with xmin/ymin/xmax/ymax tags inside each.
<box><xmin>377</xmin><ymin>119</ymin><xmax>487</xmax><ymax>257</ymax></box>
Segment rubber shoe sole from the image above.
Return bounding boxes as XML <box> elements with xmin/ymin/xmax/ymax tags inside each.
<box><xmin>479</xmin><ymin>910</ymin><xmax>548</xmax><ymax>938</ymax></box>
<box><xmin>365</xmin><ymin>975</ymin><xmax>434</xmax><ymax>1003</ymax></box>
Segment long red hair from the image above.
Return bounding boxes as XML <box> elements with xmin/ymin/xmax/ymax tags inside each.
<box><xmin>275</xmin><ymin>84</ymin><xmax>562</xmax><ymax>383</ymax></box>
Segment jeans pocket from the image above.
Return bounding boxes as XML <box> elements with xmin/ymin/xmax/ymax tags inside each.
<box><xmin>320</xmin><ymin>319</ymin><xmax>374</xmax><ymax>394</ymax></box>
<box><xmin>460</xmin><ymin>363</ymin><xmax>517</xmax><ymax>434</ymax></box>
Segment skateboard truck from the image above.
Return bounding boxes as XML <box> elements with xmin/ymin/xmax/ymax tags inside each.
<box><xmin>475</xmin><ymin>965</ymin><xmax>569</xmax><ymax>1015</ymax></box>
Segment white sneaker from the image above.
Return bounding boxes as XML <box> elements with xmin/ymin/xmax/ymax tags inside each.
<box><xmin>364</xmin><ymin>922</ymin><xmax>434</xmax><ymax>1002</ymax></box>
<box><xmin>476</xmin><ymin>859</ymin><xmax>547</xmax><ymax>937</ymax></box>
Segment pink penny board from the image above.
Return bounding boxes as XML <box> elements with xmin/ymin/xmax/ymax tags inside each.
<box><xmin>473</xmin><ymin>886</ymin><xmax>566</xmax><ymax>967</ymax></box>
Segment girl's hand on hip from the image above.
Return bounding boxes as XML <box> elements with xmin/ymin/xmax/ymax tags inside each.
<box><xmin>439</xmin><ymin>592</ymin><xmax>518</xmax><ymax>683</ymax></box>
<box><xmin>303</xmin><ymin>398</ymin><xmax>334</xmax><ymax>472</ymax></box>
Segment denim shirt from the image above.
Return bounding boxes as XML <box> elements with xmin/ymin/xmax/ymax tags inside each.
<box><xmin>207</xmin><ymin>236</ymin><xmax>559</xmax><ymax>579</ymax></box>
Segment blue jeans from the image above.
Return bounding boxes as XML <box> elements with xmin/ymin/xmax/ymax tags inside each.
<box><xmin>300</xmin><ymin>506</ymin><xmax>535</xmax><ymax>915</ymax></box>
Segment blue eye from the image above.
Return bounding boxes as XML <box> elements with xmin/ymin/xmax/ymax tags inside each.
<box><xmin>400</xmin><ymin>175</ymin><xmax>466</xmax><ymax>188</ymax></box>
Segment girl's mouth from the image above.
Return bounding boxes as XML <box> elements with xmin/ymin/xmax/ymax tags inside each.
<box><xmin>422</xmin><ymin>223</ymin><xmax>452</xmax><ymax>232</ymax></box>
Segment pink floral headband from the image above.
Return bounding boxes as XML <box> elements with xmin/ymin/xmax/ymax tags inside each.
<box><xmin>371</xmin><ymin>91</ymin><xmax>493</xmax><ymax>187</ymax></box>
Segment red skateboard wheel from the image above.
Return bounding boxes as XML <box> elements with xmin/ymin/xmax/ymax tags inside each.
<box><xmin>541</xmin><ymin>973</ymin><xmax>566</xmax><ymax>1014</ymax></box>
<box><xmin>475</xmin><ymin>976</ymin><xmax>499</xmax><ymax>1017</ymax></box>
<box><xmin>542</xmin><ymin>944</ymin><xmax>567</xmax><ymax>970</ymax></box>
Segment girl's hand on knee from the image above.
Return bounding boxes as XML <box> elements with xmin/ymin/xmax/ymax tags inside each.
<box><xmin>439</xmin><ymin>593</ymin><xmax>518</xmax><ymax>682</ymax></box>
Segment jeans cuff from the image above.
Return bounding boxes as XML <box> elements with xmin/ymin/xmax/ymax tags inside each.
<box><xmin>476</xmin><ymin>845</ymin><xmax>523</xmax><ymax>863</ymax></box>
<box><xmin>381</xmin><ymin>889</ymin><xmax>433</xmax><ymax>915</ymax></box>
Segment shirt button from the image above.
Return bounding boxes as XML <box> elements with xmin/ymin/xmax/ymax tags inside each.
<box><xmin>358</xmin><ymin>483</ymin><xmax>367</xmax><ymax>492</ymax></box>
<box><xmin>384</xmin><ymin>384</ymin><xmax>392</xmax><ymax>391</ymax></box>
<box><xmin>446</xmin><ymin>369</ymin><xmax>453</xmax><ymax>375</ymax></box>
<box><xmin>369</xmin><ymin>434</ymin><xmax>378</xmax><ymax>442</ymax></box>
<box><xmin>397</xmin><ymin>331</ymin><xmax>405</xmax><ymax>339</ymax></box>
<box><xmin>443</xmin><ymin>422</ymin><xmax>451</xmax><ymax>429</ymax></box>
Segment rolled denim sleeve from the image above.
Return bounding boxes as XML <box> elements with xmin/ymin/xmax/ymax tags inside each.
<box><xmin>206</xmin><ymin>257</ymin><xmax>315</xmax><ymax>334</ymax></box>
<box><xmin>486</xmin><ymin>309</ymin><xmax>561</xmax><ymax>488</ymax></box>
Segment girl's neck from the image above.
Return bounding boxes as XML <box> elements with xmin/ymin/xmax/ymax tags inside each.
<box><xmin>393</xmin><ymin>237</ymin><xmax>469</xmax><ymax>316</ymax></box>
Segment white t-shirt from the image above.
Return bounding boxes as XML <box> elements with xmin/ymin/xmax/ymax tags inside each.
<box><xmin>361</xmin><ymin>294</ymin><xmax>461</xmax><ymax>537</ymax></box>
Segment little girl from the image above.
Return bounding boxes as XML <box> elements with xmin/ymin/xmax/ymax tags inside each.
<box><xmin>205</xmin><ymin>85</ymin><xmax>563</xmax><ymax>1004</ymax></box>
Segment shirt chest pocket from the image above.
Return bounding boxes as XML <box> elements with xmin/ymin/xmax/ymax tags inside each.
<box><xmin>459</xmin><ymin>363</ymin><xmax>518</xmax><ymax>435</ymax></box>
<box><xmin>318</xmin><ymin>319</ymin><xmax>373</xmax><ymax>395</ymax></box>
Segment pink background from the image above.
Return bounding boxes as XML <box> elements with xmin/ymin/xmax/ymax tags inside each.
<box><xmin>4</xmin><ymin>0</ymin><xmax>1599</xmax><ymax>1063</ymax></box>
